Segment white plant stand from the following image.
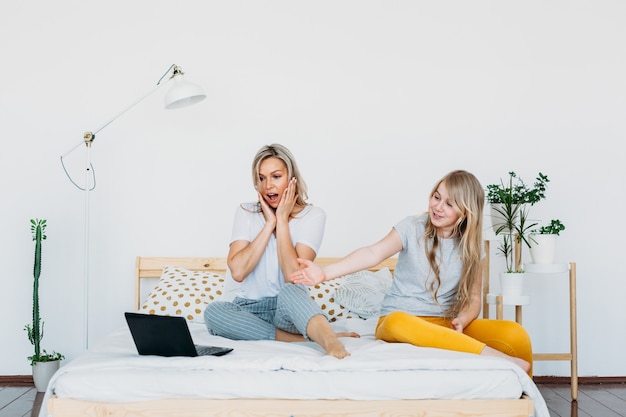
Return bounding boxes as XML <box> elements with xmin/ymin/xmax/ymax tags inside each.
<box><xmin>482</xmin><ymin>240</ymin><xmax>578</xmax><ymax>400</ymax></box>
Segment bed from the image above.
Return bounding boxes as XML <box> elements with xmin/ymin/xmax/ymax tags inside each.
<box><xmin>40</xmin><ymin>256</ymin><xmax>549</xmax><ymax>417</ymax></box>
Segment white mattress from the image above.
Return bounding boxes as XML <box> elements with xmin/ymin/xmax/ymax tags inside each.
<box><xmin>40</xmin><ymin>318</ymin><xmax>549</xmax><ymax>417</ymax></box>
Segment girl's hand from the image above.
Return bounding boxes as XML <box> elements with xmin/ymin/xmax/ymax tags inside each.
<box><xmin>276</xmin><ymin>177</ymin><xmax>298</xmax><ymax>222</ymax></box>
<box><xmin>289</xmin><ymin>258</ymin><xmax>326</xmax><ymax>286</ymax></box>
<box><xmin>451</xmin><ymin>318</ymin><xmax>464</xmax><ymax>333</ymax></box>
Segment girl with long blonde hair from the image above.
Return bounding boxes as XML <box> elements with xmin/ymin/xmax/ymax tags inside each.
<box><xmin>291</xmin><ymin>170</ymin><xmax>532</xmax><ymax>373</ymax></box>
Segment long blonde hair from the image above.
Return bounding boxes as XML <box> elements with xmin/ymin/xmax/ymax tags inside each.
<box><xmin>423</xmin><ymin>170</ymin><xmax>484</xmax><ymax>318</ymax></box>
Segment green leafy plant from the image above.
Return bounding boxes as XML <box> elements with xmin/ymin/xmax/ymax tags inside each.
<box><xmin>486</xmin><ymin>171</ymin><xmax>549</xmax><ymax>205</ymax></box>
<box><xmin>24</xmin><ymin>219</ymin><xmax>64</xmax><ymax>366</ymax></box>
<box><xmin>487</xmin><ymin>172</ymin><xmax>549</xmax><ymax>273</ymax></box>
<box><xmin>532</xmin><ymin>219</ymin><xmax>566</xmax><ymax>236</ymax></box>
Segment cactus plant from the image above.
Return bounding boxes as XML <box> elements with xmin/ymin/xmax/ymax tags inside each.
<box><xmin>24</xmin><ymin>219</ymin><xmax>63</xmax><ymax>365</ymax></box>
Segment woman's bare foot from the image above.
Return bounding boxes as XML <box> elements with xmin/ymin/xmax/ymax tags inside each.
<box><xmin>481</xmin><ymin>345</ymin><xmax>531</xmax><ymax>374</ymax></box>
<box><xmin>307</xmin><ymin>315</ymin><xmax>354</xmax><ymax>359</ymax></box>
<box><xmin>275</xmin><ymin>317</ymin><xmax>359</xmax><ymax>359</ymax></box>
<box><xmin>324</xmin><ymin>337</ymin><xmax>351</xmax><ymax>359</ymax></box>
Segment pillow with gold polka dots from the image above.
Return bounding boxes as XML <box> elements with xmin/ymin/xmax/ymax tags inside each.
<box><xmin>307</xmin><ymin>277</ymin><xmax>361</xmax><ymax>322</ymax></box>
<box><xmin>140</xmin><ymin>266</ymin><xmax>226</xmax><ymax>323</ymax></box>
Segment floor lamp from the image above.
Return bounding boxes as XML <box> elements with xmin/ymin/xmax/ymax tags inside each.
<box><xmin>60</xmin><ymin>64</ymin><xmax>206</xmax><ymax>350</ymax></box>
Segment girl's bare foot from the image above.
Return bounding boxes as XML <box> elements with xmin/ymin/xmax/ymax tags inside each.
<box><xmin>481</xmin><ymin>345</ymin><xmax>531</xmax><ymax>374</ymax></box>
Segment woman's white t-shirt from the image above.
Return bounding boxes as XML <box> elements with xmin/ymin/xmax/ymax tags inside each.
<box><xmin>229</xmin><ymin>203</ymin><xmax>326</xmax><ymax>299</ymax></box>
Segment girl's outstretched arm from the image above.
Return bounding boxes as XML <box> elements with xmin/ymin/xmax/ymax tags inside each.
<box><xmin>290</xmin><ymin>228</ymin><xmax>403</xmax><ymax>285</ymax></box>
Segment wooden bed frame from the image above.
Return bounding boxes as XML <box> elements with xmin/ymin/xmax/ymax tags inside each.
<box><xmin>45</xmin><ymin>256</ymin><xmax>535</xmax><ymax>417</ymax></box>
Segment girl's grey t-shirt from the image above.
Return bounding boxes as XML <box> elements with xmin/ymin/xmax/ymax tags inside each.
<box><xmin>379</xmin><ymin>213</ymin><xmax>463</xmax><ymax>317</ymax></box>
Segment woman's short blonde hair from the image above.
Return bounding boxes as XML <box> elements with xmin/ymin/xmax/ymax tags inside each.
<box><xmin>251</xmin><ymin>143</ymin><xmax>308</xmax><ymax>205</ymax></box>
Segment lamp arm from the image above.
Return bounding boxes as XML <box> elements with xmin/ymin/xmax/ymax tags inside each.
<box><xmin>89</xmin><ymin>81</ymin><xmax>163</xmax><ymax>139</ymax></box>
<box><xmin>61</xmin><ymin>64</ymin><xmax>178</xmax><ymax>157</ymax></box>
<box><xmin>59</xmin><ymin>81</ymin><xmax>166</xmax><ymax>190</ymax></box>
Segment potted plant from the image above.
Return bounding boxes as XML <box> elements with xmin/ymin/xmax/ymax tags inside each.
<box><xmin>486</xmin><ymin>172</ymin><xmax>549</xmax><ymax>295</ymax></box>
<box><xmin>486</xmin><ymin>171</ymin><xmax>549</xmax><ymax>232</ymax></box>
<box><xmin>529</xmin><ymin>219</ymin><xmax>566</xmax><ymax>265</ymax></box>
<box><xmin>24</xmin><ymin>219</ymin><xmax>64</xmax><ymax>392</ymax></box>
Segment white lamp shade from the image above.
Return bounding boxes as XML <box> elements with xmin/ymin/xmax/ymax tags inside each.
<box><xmin>164</xmin><ymin>75</ymin><xmax>207</xmax><ymax>109</ymax></box>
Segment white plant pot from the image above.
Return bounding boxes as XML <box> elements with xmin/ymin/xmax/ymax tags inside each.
<box><xmin>529</xmin><ymin>234</ymin><xmax>557</xmax><ymax>264</ymax></box>
<box><xmin>488</xmin><ymin>204</ymin><xmax>506</xmax><ymax>232</ymax></box>
<box><xmin>488</xmin><ymin>203</ymin><xmax>524</xmax><ymax>233</ymax></box>
<box><xmin>32</xmin><ymin>360</ymin><xmax>60</xmax><ymax>392</ymax></box>
<box><xmin>499</xmin><ymin>272</ymin><xmax>526</xmax><ymax>297</ymax></box>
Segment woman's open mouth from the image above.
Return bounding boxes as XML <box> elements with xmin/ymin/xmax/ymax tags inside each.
<box><xmin>266</xmin><ymin>193</ymin><xmax>279</xmax><ymax>204</ymax></box>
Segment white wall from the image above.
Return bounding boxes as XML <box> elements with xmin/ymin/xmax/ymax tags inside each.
<box><xmin>2</xmin><ymin>0</ymin><xmax>624</xmax><ymax>377</ymax></box>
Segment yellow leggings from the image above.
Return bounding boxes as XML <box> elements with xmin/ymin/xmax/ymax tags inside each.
<box><xmin>376</xmin><ymin>311</ymin><xmax>533</xmax><ymax>375</ymax></box>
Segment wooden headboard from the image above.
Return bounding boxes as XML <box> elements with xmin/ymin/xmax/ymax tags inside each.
<box><xmin>135</xmin><ymin>256</ymin><xmax>398</xmax><ymax>311</ymax></box>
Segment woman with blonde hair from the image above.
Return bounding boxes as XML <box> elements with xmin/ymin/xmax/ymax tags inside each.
<box><xmin>291</xmin><ymin>169</ymin><xmax>532</xmax><ymax>373</ymax></box>
<box><xmin>205</xmin><ymin>143</ymin><xmax>358</xmax><ymax>358</ymax></box>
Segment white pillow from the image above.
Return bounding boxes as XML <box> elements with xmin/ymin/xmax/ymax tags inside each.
<box><xmin>140</xmin><ymin>266</ymin><xmax>226</xmax><ymax>323</ymax></box>
<box><xmin>334</xmin><ymin>268</ymin><xmax>393</xmax><ymax>318</ymax></box>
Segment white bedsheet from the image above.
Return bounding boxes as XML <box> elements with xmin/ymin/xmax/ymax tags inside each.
<box><xmin>40</xmin><ymin>318</ymin><xmax>549</xmax><ymax>417</ymax></box>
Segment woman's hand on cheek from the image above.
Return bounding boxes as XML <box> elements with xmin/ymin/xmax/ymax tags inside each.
<box><xmin>258</xmin><ymin>192</ymin><xmax>276</xmax><ymax>227</ymax></box>
<box><xmin>276</xmin><ymin>177</ymin><xmax>298</xmax><ymax>221</ymax></box>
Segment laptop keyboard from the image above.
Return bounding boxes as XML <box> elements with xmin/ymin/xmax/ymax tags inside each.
<box><xmin>194</xmin><ymin>345</ymin><xmax>233</xmax><ymax>356</ymax></box>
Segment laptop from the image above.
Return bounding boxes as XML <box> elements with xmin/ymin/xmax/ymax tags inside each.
<box><xmin>125</xmin><ymin>312</ymin><xmax>233</xmax><ymax>357</ymax></box>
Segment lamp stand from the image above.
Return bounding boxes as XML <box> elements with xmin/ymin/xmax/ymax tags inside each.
<box><xmin>60</xmin><ymin>64</ymin><xmax>206</xmax><ymax>351</ymax></box>
<box><xmin>83</xmin><ymin>136</ymin><xmax>93</xmax><ymax>350</ymax></box>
